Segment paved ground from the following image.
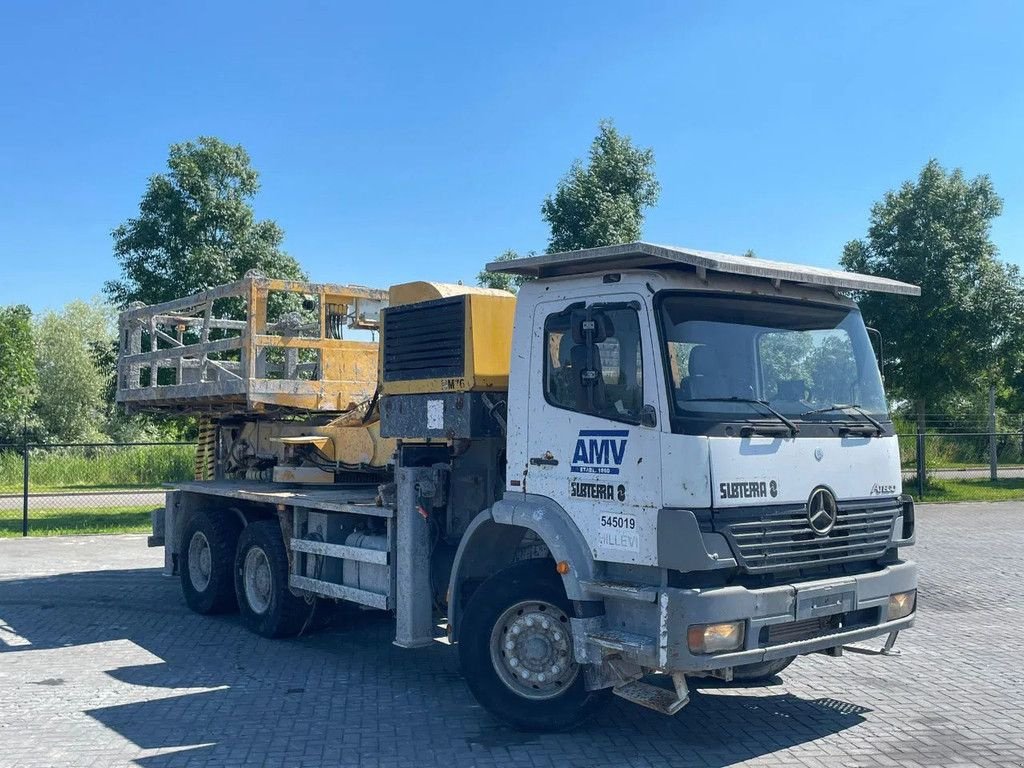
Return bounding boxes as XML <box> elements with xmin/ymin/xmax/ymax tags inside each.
<box><xmin>1</xmin><ymin>503</ymin><xmax>1023</xmax><ymax>768</ymax></box>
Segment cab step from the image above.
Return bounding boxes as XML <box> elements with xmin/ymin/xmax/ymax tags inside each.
<box><xmin>587</xmin><ymin>629</ymin><xmax>656</xmax><ymax>654</ymax></box>
<box><xmin>613</xmin><ymin>673</ymin><xmax>690</xmax><ymax>716</ymax></box>
<box><xmin>580</xmin><ymin>579</ymin><xmax>658</xmax><ymax>602</ymax></box>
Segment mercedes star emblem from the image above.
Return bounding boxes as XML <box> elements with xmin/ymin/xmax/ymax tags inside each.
<box><xmin>807</xmin><ymin>487</ymin><xmax>838</xmax><ymax>536</ymax></box>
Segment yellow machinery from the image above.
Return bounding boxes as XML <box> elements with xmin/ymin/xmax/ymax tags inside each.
<box><xmin>382</xmin><ymin>281</ymin><xmax>516</xmax><ymax>395</ymax></box>
<box><xmin>378</xmin><ymin>281</ymin><xmax>516</xmax><ymax>441</ymax></box>
<box><xmin>117</xmin><ymin>275</ymin><xmax>515</xmax><ymax>482</ymax></box>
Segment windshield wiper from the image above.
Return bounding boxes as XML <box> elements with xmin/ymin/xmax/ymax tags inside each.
<box><xmin>800</xmin><ymin>403</ymin><xmax>885</xmax><ymax>435</ymax></box>
<box><xmin>686</xmin><ymin>397</ymin><xmax>799</xmax><ymax>436</ymax></box>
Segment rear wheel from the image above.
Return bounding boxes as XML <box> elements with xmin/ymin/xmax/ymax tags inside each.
<box><xmin>731</xmin><ymin>656</ymin><xmax>795</xmax><ymax>683</ymax></box>
<box><xmin>458</xmin><ymin>559</ymin><xmax>609</xmax><ymax>732</ymax></box>
<box><xmin>180</xmin><ymin>509</ymin><xmax>241</xmax><ymax>614</ymax></box>
<box><xmin>234</xmin><ymin>520</ymin><xmax>307</xmax><ymax>638</ymax></box>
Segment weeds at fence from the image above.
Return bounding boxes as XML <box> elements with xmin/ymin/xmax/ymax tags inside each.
<box><xmin>0</xmin><ymin>444</ymin><xmax>193</xmax><ymax>493</ymax></box>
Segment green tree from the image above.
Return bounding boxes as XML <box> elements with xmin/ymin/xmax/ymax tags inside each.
<box><xmin>0</xmin><ymin>305</ymin><xmax>37</xmax><ymax>442</ymax></box>
<box><xmin>32</xmin><ymin>300</ymin><xmax>114</xmax><ymax>443</ymax></box>
<box><xmin>541</xmin><ymin>119</ymin><xmax>660</xmax><ymax>253</ymax></box>
<box><xmin>840</xmin><ymin>159</ymin><xmax>1018</xmax><ymax>429</ymax></box>
<box><xmin>477</xmin><ymin>249</ymin><xmax>532</xmax><ymax>293</ymax></box>
<box><xmin>105</xmin><ymin>137</ymin><xmax>306</xmax><ymax>308</ymax></box>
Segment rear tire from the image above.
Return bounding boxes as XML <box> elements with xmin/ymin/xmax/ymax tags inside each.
<box><xmin>234</xmin><ymin>520</ymin><xmax>307</xmax><ymax>638</ymax></box>
<box><xmin>180</xmin><ymin>509</ymin><xmax>241</xmax><ymax>615</ymax></box>
<box><xmin>731</xmin><ymin>656</ymin><xmax>795</xmax><ymax>683</ymax></box>
<box><xmin>458</xmin><ymin>559</ymin><xmax>610</xmax><ymax>732</ymax></box>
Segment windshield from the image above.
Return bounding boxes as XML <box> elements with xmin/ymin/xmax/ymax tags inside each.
<box><xmin>658</xmin><ymin>293</ymin><xmax>889</xmax><ymax>431</ymax></box>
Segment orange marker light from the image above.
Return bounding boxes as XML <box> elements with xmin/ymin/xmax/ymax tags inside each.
<box><xmin>556</xmin><ymin>561</ymin><xmax>570</xmax><ymax>575</ymax></box>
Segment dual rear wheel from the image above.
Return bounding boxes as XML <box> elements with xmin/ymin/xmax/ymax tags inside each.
<box><xmin>180</xmin><ymin>512</ymin><xmax>306</xmax><ymax>637</ymax></box>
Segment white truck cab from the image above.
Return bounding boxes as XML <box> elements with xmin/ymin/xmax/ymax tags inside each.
<box><xmin>448</xmin><ymin>243</ymin><xmax>918</xmax><ymax>727</ymax></box>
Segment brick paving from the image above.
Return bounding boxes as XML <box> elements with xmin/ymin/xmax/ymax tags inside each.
<box><xmin>1</xmin><ymin>502</ymin><xmax>1022</xmax><ymax>767</ymax></box>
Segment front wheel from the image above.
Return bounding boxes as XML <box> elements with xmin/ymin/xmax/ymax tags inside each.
<box><xmin>458</xmin><ymin>559</ymin><xmax>609</xmax><ymax>731</ymax></box>
<box><xmin>234</xmin><ymin>521</ymin><xmax>307</xmax><ymax>638</ymax></box>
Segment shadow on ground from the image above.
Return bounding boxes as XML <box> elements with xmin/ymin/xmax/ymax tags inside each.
<box><xmin>0</xmin><ymin>567</ymin><xmax>869</xmax><ymax>767</ymax></box>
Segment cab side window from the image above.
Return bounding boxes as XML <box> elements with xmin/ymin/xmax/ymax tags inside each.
<box><xmin>544</xmin><ymin>305</ymin><xmax>644</xmax><ymax>423</ymax></box>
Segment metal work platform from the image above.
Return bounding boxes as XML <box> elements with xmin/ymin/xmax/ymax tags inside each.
<box><xmin>487</xmin><ymin>241</ymin><xmax>921</xmax><ymax>296</ymax></box>
<box><xmin>116</xmin><ymin>276</ymin><xmax>388</xmax><ymax>415</ymax></box>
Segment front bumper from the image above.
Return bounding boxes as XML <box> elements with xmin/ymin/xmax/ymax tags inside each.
<box><xmin>575</xmin><ymin>559</ymin><xmax>917</xmax><ymax>673</ymax></box>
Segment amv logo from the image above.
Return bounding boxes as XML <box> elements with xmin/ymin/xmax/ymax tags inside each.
<box><xmin>571</xmin><ymin>429</ymin><xmax>628</xmax><ymax>475</ymax></box>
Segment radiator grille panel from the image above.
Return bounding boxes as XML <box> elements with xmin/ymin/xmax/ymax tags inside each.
<box><xmin>762</xmin><ymin>607</ymin><xmax>878</xmax><ymax>646</ymax></box>
<box><xmin>717</xmin><ymin>498</ymin><xmax>899</xmax><ymax>574</ymax></box>
<box><xmin>382</xmin><ymin>297</ymin><xmax>465</xmax><ymax>382</ymax></box>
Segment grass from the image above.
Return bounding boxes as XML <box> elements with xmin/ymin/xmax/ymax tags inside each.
<box><xmin>0</xmin><ymin>444</ymin><xmax>193</xmax><ymax>493</ymax></box>
<box><xmin>916</xmin><ymin>478</ymin><xmax>1024</xmax><ymax>503</ymax></box>
<box><xmin>0</xmin><ymin>505</ymin><xmax>155</xmax><ymax>537</ymax></box>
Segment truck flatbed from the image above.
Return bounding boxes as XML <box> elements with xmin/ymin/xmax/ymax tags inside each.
<box><xmin>169</xmin><ymin>480</ymin><xmax>390</xmax><ymax>518</ymax></box>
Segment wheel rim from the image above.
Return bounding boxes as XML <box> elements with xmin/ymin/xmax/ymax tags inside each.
<box><xmin>187</xmin><ymin>531</ymin><xmax>212</xmax><ymax>592</ymax></box>
<box><xmin>489</xmin><ymin>599</ymin><xmax>579</xmax><ymax>700</ymax></box>
<box><xmin>243</xmin><ymin>546</ymin><xmax>273</xmax><ymax>615</ymax></box>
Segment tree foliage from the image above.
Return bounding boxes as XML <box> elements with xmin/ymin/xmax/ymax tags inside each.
<box><xmin>541</xmin><ymin>119</ymin><xmax>660</xmax><ymax>253</ymax></box>
<box><xmin>32</xmin><ymin>301</ymin><xmax>114</xmax><ymax>443</ymax></box>
<box><xmin>0</xmin><ymin>305</ymin><xmax>36</xmax><ymax>442</ymax></box>
<box><xmin>106</xmin><ymin>137</ymin><xmax>306</xmax><ymax>308</ymax></box>
<box><xmin>840</xmin><ymin>159</ymin><xmax>1022</xmax><ymax>423</ymax></box>
<box><xmin>476</xmin><ymin>249</ymin><xmax>532</xmax><ymax>293</ymax></box>
<box><xmin>479</xmin><ymin>120</ymin><xmax>660</xmax><ymax>291</ymax></box>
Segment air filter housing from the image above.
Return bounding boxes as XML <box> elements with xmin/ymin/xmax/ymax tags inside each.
<box><xmin>380</xmin><ymin>286</ymin><xmax>515</xmax><ymax>396</ymax></box>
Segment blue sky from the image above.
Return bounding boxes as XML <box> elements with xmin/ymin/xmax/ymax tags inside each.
<box><xmin>2</xmin><ymin>0</ymin><xmax>1023</xmax><ymax>312</ymax></box>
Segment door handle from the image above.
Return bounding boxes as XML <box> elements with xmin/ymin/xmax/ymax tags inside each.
<box><xmin>529</xmin><ymin>456</ymin><xmax>559</xmax><ymax>466</ymax></box>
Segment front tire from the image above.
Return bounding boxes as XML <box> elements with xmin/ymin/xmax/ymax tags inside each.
<box><xmin>180</xmin><ymin>509</ymin><xmax>241</xmax><ymax>615</ymax></box>
<box><xmin>234</xmin><ymin>520</ymin><xmax>307</xmax><ymax>638</ymax></box>
<box><xmin>458</xmin><ymin>559</ymin><xmax>609</xmax><ymax>731</ymax></box>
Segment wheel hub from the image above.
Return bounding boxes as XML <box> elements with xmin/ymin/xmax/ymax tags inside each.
<box><xmin>490</xmin><ymin>600</ymin><xmax>578</xmax><ymax>699</ymax></box>
<box><xmin>243</xmin><ymin>546</ymin><xmax>273</xmax><ymax>614</ymax></box>
<box><xmin>187</xmin><ymin>532</ymin><xmax>212</xmax><ymax>592</ymax></box>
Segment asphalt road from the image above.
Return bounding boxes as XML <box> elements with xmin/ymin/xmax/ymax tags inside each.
<box><xmin>0</xmin><ymin>490</ymin><xmax>165</xmax><ymax>511</ymax></box>
<box><xmin>925</xmin><ymin>466</ymin><xmax>1024</xmax><ymax>480</ymax></box>
<box><xmin>1</xmin><ymin>501</ymin><xmax>1023</xmax><ymax>767</ymax></box>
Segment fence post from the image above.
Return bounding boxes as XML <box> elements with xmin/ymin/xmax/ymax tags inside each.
<box><xmin>989</xmin><ymin>384</ymin><xmax>997</xmax><ymax>482</ymax></box>
<box><xmin>916</xmin><ymin>429</ymin><xmax>925</xmax><ymax>499</ymax></box>
<box><xmin>22</xmin><ymin>441</ymin><xmax>29</xmax><ymax>537</ymax></box>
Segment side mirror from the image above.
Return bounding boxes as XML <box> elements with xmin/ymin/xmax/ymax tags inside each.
<box><xmin>640</xmin><ymin>404</ymin><xmax>658</xmax><ymax>428</ymax></box>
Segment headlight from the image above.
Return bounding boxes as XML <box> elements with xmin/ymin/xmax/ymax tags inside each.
<box><xmin>687</xmin><ymin>621</ymin><xmax>745</xmax><ymax>654</ymax></box>
<box><xmin>887</xmin><ymin>590</ymin><xmax>916</xmax><ymax>621</ymax></box>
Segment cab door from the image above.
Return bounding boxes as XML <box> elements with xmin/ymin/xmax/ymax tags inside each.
<box><xmin>524</xmin><ymin>294</ymin><xmax>664</xmax><ymax>566</ymax></box>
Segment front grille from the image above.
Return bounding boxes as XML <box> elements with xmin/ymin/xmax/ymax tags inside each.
<box><xmin>382</xmin><ymin>297</ymin><xmax>465</xmax><ymax>382</ymax></box>
<box><xmin>761</xmin><ymin>607</ymin><xmax>879</xmax><ymax>646</ymax></box>
<box><xmin>766</xmin><ymin>616</ymin><xmax>838</xmax><ymax>645</ymax></box>
<box><xmin>717</xmin><ymin>497</ymin><xmax>899</xmax><ymax>574</ymax></box>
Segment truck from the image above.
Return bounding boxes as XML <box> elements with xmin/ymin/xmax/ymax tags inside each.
<box><xmin>117</xmin><ymin>242</ymin><xmax>919</xmax><ymax>731</ymax></box>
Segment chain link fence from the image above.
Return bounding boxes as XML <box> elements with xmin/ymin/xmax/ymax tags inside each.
<box><xmin>0</xmin><ymin>442</ymin><xmax>194</xmax><ymax>537</ymax></box>
<box><xmin>898</xmin><ymin>420</ymin><xmax>1024</xmax><ymax>499</ymax></box>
